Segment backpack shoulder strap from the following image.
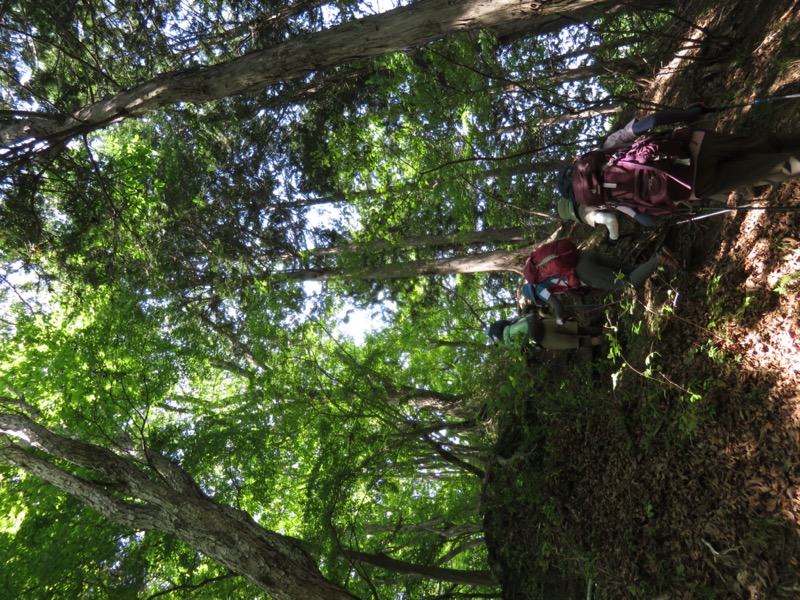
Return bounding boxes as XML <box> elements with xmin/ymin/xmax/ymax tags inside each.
<box><xmin>523</xmin><ymin>315</ymin><xmax>545</xmax><ymax>347</ymax></box>
<box><xmin>612</xmin><ymin>157</ymin><xmax>692</xmax><ymax>190</ymax></box>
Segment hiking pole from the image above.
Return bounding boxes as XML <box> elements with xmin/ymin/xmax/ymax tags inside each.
<box><xmin>675</xmin><ymin>202</ymin><xmax>800</xmax><ymax>224</ymax></box>
<box><xmin>707</xmin><ymin>93</ymin><xmax>800</xmax><ymax>113</ymax></box>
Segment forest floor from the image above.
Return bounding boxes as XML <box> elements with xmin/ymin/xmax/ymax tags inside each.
<box><xmin>482</xmin><ymin>0</ymin><xmax>800</xmax><ymax>598</ymax></box>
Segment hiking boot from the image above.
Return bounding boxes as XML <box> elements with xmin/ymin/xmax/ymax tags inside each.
<box><xmin>656</xmin><ymin>246</ymin><xmax>682</xmax><ymax>273</ymax></box>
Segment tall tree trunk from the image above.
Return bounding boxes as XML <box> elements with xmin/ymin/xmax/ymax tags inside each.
<box><xmin>489</xmin><ymin>0</ymin><xmax>671</xmax><ymax>44</ymax></box>
<box><xmin>532</xmin><ymin>57</ymin><xmax>647</xmax><ymax>82</ymax></box>
<box><xmin>1</xmin><ymin>0</ymin><xmax>612</xmax><ymax>160</ymax></box>
<box><xmin>492</xmin><ymin>102</ymin><xmax>623</xmax><ymax>135</ymax></box>
<box><xmin>0</xmin><ymin>407</ymin><xmax>358</xmax><ymax>600</ymax></box>
<box><xmin>279</xmin><ymin>240</ymin><xmax>542</xmax><ymax>282</ymax></box>
<box><xmin>301</xmin><ymin>227</ymin><xmax>533</xmax><ymax>258</ymax></box>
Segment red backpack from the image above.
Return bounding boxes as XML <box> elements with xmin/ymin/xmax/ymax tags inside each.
<box><xmin>523</xmin><ymin>239</ymin><xmax>583</xmax><ymax>293</ymax></box>
<box><xmin>570</xmin><ymin>131</ymin><xmax>694</xmax><ymax>216</ymax></box>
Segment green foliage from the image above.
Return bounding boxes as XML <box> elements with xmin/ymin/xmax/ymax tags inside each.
<box><xmin>0</xmin><ymin>1</ymin><xmax>692</xmax><ymax>597</ymax></box>
<box><xmin>592</xmin><ymin>8</ymin><xmax>675</xmax><ymax>99</ymax></box>
<box><xmin>0</xmin><ymin>468</ymin><xmax>254</xmax><ymax>599</ymax></box>
<box><xmin>0</xmin><ymin>477</ymin><xmax>138</xmax><ymax>599</ymax></box>
<box><xmin>773</xmin><ymin>270</ymin><xmax>800</xmax><ymax>295</ymax></box>
<box><xmin>0</xmin><ymin>270</ymin><xmax>495</xmax><ymax>595</ymax></box>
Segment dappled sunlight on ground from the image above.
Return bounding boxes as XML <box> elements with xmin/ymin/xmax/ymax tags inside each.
<box><xmin>663</xmin><ymin>152</ymin><xmax>800</xmax><ymax>599</ymax></box>
<box><xmin>730</xmin><ymin>196</ymin><xmax>800</xmax><ymax>379</ymax></box>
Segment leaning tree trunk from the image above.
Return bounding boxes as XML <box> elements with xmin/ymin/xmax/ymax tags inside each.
<box><xmin>0</xmin><ymin>406</ymin><xmax>358</xmax><ymax>600</ymax></box>
<box><xmin>278</xmin><ymin>239</ymin><xmax>544</xmax><ymax>282</ymax></box>
<box><xmin>1</xmin><ymin>0</ymin><xmax>612</xmax><ymax>161</ymax></box>
<box><xmin>300</xmin><ymin>227</ymin><xmax>536</xmax><ymax>258</ymax></box>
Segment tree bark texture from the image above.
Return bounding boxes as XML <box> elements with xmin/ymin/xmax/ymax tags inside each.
<box><xmin>303</xmin><ymin>227</ymin><xmax>534</xmax><ymax>258</ymax></box>
<box><xmin>0</xmin><ymin>411</ymin><xmax>358</xmax><ymax>600</ymax></box>
<box><xmin>279</xmin><ymin>240</ymin><xmax>541</xmax><ymax>281</ymax></box>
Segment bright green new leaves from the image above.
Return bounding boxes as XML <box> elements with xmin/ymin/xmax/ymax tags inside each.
<box><xmin>0</xmin><ymin>469</ymin><xmax>248</xmax><ymax>599</ymax></box>
<box><xmin>291</xmin><ymin>333</ymin><xmax>488</xmax><ymax>596</ymax></box>
<box><xmin>0</xmin><ymin>267</ymin><xmax>493</xmax><ymax>596</ymax></box>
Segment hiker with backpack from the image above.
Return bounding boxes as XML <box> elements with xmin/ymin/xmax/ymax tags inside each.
<box><xmin>487</xmin><ymin>314</ymin><xmax>604</xmax><ymax>354</ymax></box>
<box><xmin>557</xmin><ymin>172</ymin><xmax>662</xmax><ymax>243</ymax></box>
<box><xmin>523</xmin><ymin>238</ymin><xmax>678</xmax><ymax>323</ymax></box>
<box><xmin>558</xmin><ymin>103</ymin><xmax>800</xmax><ymax>239</ymax></box>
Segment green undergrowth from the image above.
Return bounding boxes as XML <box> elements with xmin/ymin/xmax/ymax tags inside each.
<box><xmin>479</xmin><ymin>280</ymin><xmax>746</xmax><ymax>598</ymax></box>
<box><xmin>479</xmin><ymin>349</ymin><xmax>605</xmax><ymax>600</ymax></box>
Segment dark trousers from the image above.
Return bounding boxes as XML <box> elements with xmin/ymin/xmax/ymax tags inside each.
<box><xmin>693</xmin><ymin>131</ymin><xmax>800</xmax><ymax>198</ymax></box>
<box><xmin>575</xmin><ymin>251</ymin><xmax>659</xmax><ymax>290</ymax></box>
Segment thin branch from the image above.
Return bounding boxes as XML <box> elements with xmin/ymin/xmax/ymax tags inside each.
<box><xmin>145</xmin><ymin>572</ymin><xmax>238</xmax><ymax>600</ymax></box>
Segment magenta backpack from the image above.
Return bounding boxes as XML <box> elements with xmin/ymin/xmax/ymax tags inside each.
<box><xmin>570</xmin><ymin>131</ymin><xmax>694</xmax><ymax>215</ymax></box>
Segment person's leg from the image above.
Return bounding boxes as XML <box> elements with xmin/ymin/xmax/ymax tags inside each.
<box><xmin>626</xmin><ymin>256</ymin><xmax>660</xmax><ymax>287</ymax></box>
<box><xmin>578</xmin><ymin>324</ymin><xmax>602</xmax><ymax>337</ymax></box>
<box><xmin>634</xmin><ymin>212</ymin><xmax>660</xmax><ymax>227</ymax></box>
<box><xmin>575</xmin><ymin>251</ymin><xmax>631</xmax><ymax>291</ymax></box>
<box><xmin>699</xmin><ymin>131</ymin><xmax>800</xmax><ymax>161</ymax></box>
<box><xmin>578</xmin><ymin>325</ymin><xmax>603</xmax><ymax>347</ymax></box>
<box><xmin>705</xmin><ymin>153</ymin><xmax>800</xmax><ymax>193</ymax></box>
<box><xmin>576</xmin><ymin>246</ymin><xmax>678</xmax><ymax>295</ymax></box>
<box><xmin>589</xmin><ymin>251</ymin><xmax>634</xmax><ymax>272</ymax></box>
<box><xmin>538</xmin><ymin>320</ymin><xmax>581</xmax><ymax>350</ymax></box>
<box><xmin>576</xmin><ymin>250</ymin><xmax>664</xmax><ymax>290</ymax></box>
<box><xmin>694</xmin><ymin>131</ymin><xmax>800</xmax><ymax>197</ymax></box>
